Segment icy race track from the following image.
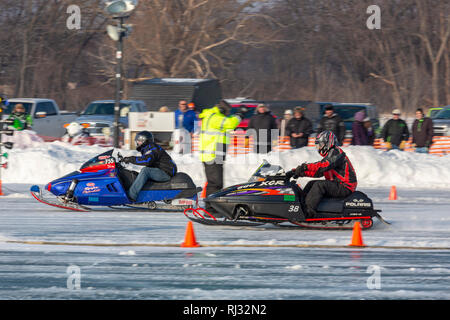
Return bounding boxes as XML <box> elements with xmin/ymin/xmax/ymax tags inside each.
<box><xmin>0</xmin><ymin>184</ymin><xmax>449</xmax><ymax>300</ymax></box>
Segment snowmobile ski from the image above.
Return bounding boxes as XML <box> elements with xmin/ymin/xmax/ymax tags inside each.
<box><xmin>30</xmin><ymin>185</ymin><xmax>90</xmax><ymax>212</ymax></box>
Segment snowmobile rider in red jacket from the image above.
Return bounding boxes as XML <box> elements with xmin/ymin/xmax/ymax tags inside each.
<box><xmin>286</xmin><ymin>130</ymin><xmax>357</xmax><ymax>218</ymax></box>
<box><xmin>122</xmin><ymin>131</ymin><xmax>177</xmax><ymax>202</ymax></box>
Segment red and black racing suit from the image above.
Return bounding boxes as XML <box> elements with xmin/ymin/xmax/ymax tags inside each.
<box><xmin>300</xmin><ymin>146</ymin><xmax>357</xmax><ymax>217</ymax></box>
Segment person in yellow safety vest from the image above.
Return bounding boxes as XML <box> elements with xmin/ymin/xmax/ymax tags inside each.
<box><xmin>199</xmin><ymin>100</ymin><xmax>247</xmax><ymax>199</ymax></box>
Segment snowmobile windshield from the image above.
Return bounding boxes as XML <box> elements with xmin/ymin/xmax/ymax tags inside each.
<box><xmin>80</xmin><ymin>150</ymin><xmax>115</xmax><ymax>171</ymax></box>
<box><xmin>248</xmin><ymin>161</ymin><xmax>285</xmax><ymax>182</ymax></box>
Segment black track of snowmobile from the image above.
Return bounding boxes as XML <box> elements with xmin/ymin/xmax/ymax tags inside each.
<box><xmin>183</xmin><ymin>207</ymin><xmax>384</xmax><ymax>230</ymax></box>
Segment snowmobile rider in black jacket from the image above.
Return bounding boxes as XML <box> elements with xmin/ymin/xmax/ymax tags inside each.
<box><xmin>122</xmin><ymin>131</ymin><xmax>177</xmax><ymax>202</ymax></box>
<box><xmin>286</xmin><ymin>130</ymin><xmax>357</xmax><ymax>219</ymax></box>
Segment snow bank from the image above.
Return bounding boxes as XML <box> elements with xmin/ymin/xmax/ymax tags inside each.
<box><xmin>3</xmin><ymin>141</ymin><xmax>450</xmax><ymax>189</ymax></box>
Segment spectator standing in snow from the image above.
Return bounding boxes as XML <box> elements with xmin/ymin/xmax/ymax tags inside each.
<box><xmin>363</xmin><ymin>117</ymin><xmax>375</xmax><ymax>146</ymax></box>
<box><xmin>351</xmin><ymin>111</ymin><xmax>372</xmax><ymax>146</ymax></box>
<box><xmin>248</xmin><ymin>104</ymin><xmax>278</xmax><ymax>153</ymax></box>
<box><xmin>280</xmin><ymin>109</ymin><xmax>293</xmax><ymax>137</ymax></box>
<box><xmin>285</xmin><ymin>107</ymin><xmax>313</xmax><ymax>149</ymax></box>
<box><xmin>317</xmin><ymin>104</ymin><xmax>346</xmax><ymax>145</ymax></box>
<box><xmin>412</xmin><ymin>108</ymin><xmax>433</xmax><ymax>153</ymax></box>
<box><xmin>381</xmin><ymin>109</ymin><xmax>409</xmax><ymax>150</ymax></box>
<box><xmin>174</xmin><ymin>100</ymin><xmax>197</xmax><ymax>133</ymax></box>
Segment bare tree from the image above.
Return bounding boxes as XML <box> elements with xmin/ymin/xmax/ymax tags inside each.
<box><xmin>413</xmin><ymin>1</ymin><xmax>450</xmax><ymax>107</ymax></box>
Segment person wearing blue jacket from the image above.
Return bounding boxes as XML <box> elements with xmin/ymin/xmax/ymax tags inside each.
<box><xmin>122</xmin><ymin>131</ymin><xmax>177</xmax><ymax>202</ymax></box>
<box><xmin>175</xmin><ymin>100</ymin><xmax>197</xmax><ymax>133</ymax></box>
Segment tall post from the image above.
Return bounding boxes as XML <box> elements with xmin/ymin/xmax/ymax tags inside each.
<box><xmin>0</xmin><ymin>109</ymin><xmax>3</xmax><ymax>196</ymax></box>
<box><xmin>113</xmin><ymin>17</ymin><xmax>124</xmax><ymax>148</ymax></box>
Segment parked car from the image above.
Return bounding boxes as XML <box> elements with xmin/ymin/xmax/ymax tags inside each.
<box><xmin>432</xmin><ymin>106</ymin><xmax>450</xmax><ymax>136</ymax></box>
<box><xmin>73</xmin><ymin>100</ymin><xmax>147</xmax><ymax>136</ymax></box>
<box><xmin>427</xmin><ymin>107</ymin><xmax>443</xmax><ymax>118</ymax></box>
<box><xmin>226</xmin><ymin>98</ymin><xmax>320</xmax><ymax>130</ymax></box>
<box><xmin>5</xmin><ymin>98</ymin><xmax>78</xmax><ymax>139</ymax></box>
<box><xmin>230</xmin><ymin>102</ymin><xmax>258</xmax><ymax>130</ymax></box>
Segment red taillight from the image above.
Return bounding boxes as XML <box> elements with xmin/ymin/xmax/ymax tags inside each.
<box><xmin>47</xmin><ymin>183</ymin><xmax>52</xmax><ymax>191</ymax></box>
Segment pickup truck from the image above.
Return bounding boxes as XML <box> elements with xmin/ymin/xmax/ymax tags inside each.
<box><xmin>432</xmin><ymin>106</ymin><xmax>450</xmax><ymax>136</ymax></box>
<box><xmin>73</xmin><ymin>100</ymin><xmax>148</xmax><ymax>136</ymax></box>
<box><xmin>4</xmin><ymin>98</ymin><xmax>78</xmax><ymax>139</ymax></box>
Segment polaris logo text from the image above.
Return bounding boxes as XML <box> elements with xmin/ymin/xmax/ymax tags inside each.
<box><xmin>345</xmin><ymin>200</ymin><xmax>371</xmax><ymax>207</ymax></box>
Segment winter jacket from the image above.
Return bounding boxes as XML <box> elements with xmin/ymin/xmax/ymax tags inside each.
<box><xmin>381</xmin><ymin>119</ymin><xmax>409</xmax><ymax>147</ymax></box>
<box><xmin>317</xmin><ymin>114</ymin><xmax>346</xmax><ymax>145</ymax></box>
<box><xmin>351</xmin><ymin>121</ymin><xmax>373</xmax><ymax>145</ymax></box>
<box><xmin>301</xmin><ymin>146</ymin><xmax>357</xmax><ymax>192</ymax></box>
<box><xmin>128</xmin><ymin>141</ymin><xmax>177</xmax><ymax>177</ymax></box>
<box><xmin>8</xmin><ymin>112</ymin><xmax>33</xmax><ymax>131</ymax></box>
<box><xmin>285</xmin><ymin>117</ymin><xmax>313</xmax><ymax>148</ymax></box>
<box><xmin>198</xmin><ymin>106</ymin><xmax>241</xmax><ymax>163</ymax></box>
<box><xmin>175</xmin><ymin>109</ymin><xmax>197</xmax><ymax>133</ymax></box>
<box><xmin>412</xmin><ymin>117</ymin><xmax>433</xmax><ymax>148</ymax></box>
<box><xmin>248</xmin><ymin>111</ymin><xmax>278</xmax><ymax>151</ymax></box>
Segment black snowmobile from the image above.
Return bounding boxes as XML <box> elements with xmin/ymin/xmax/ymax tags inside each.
<box><xmin>184</xmin><ymin>161</ymin><xmax>389</xmax><ymax>230</ymax></box>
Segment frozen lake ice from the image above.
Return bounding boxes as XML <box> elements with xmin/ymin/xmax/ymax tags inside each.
<box><xmin>0</xmin><ymin>184</ymin><xmax>449</xmax><ymax>299</ymax></box>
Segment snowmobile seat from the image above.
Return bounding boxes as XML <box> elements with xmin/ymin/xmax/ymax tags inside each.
<box><xmin>142</xmin><ymin>172</ymin><xmax>196</xmax><ymax>190</ymax></box>
<box><xmin>117</xmin><ymin>169</ymin><xmax>196</xmax><ymax>191</ymax></box>
<box><xmin>316</xmin><ymin>191</ymin><xmax>369</xmax><ymax>213</ymax></box>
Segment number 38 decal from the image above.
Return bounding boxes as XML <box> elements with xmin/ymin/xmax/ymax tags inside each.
<box><xmin>288</xmin><ymin>205</ymin><xmax>300</xmax><ymax>213</ymax></box>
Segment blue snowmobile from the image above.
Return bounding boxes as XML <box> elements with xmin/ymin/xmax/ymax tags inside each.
<box><xmin>30</xmin><ymin>150</ymin><xmax>201</xmax><ymax>212</ymax></box>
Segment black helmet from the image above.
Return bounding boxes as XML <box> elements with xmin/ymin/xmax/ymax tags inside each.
<box><xmin>315</xmin><ymin>130</ymin><xmax>337</xmax><ymax>156</ymax></box>
<box><xmin>135</xmin><ymin>131</ymin><xmax>154</xmax><ymax>150</ymax></box>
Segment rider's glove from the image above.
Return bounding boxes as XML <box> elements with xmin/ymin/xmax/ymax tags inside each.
<box><xmin>285</xmin><ymin>169</ymin><xmax>296</xmax><ymax>181</ymax></box>
<box><xmin>294</xmin><ymin>163</ymin><xmax>308</xmax><ymax>178</ymax></box>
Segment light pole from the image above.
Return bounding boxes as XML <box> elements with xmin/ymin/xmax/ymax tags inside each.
<box><xmin>104</xmin><ymin>0</ymin><xmax>138</xmax><ymax>148</ymax></box>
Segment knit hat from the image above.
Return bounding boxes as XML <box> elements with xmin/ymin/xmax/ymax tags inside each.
<box><xmin>354</xmin><ymin>110</ymin><xmax>366</xmax><ymax>122</ymax></box>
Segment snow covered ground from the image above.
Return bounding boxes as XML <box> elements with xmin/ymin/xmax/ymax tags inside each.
<box><xmin>0</xmin><ymin>139</ymin><xmax>449</xmax><ymax>299</ymax></box>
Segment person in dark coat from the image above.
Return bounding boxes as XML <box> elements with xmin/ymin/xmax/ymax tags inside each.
<box><xmin>248</xmin><ymin>104</ymin><xmax>278</xmax><ymax>153</ymax></box>
<box><xmin>317</xmin><ymin>104</ymin><xmax>346</xmax><ymax>145</ymax></box>
<box><xmin>122</xmin><ymin>131</ymin><xmax>177</xmax><ymax>202</ymax></box>
<box><xmin>351</xmin><ymin>111</ymin><xmax>373</xmax><ymax>145</ymax></box>
<box><xmin>412</xmin><ymin>108</ymin><xmax>433</xmax><ymax>153</ymax></box>
<box><xmin>381</xmin><ymin>109</ymin><xmax>409</xmax><ymax>150</ymax></box>
<box><xmin>363</xmin><ymin>117</ymin><xmax>375</xmax><ymax>146</ymax></box>
<box><xmin>286</xmin><ymin>107</ymin><xmax>313</xmax><ymax>149</ymax></box>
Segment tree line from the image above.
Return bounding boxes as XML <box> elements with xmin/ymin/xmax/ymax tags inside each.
<box><xmin>0</xmin><ymin>0</ymin><xmax>448</xmax><ymax>115</ymax></box>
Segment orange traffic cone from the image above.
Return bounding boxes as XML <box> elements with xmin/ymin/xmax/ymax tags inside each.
<box><xmin>389</xmin><ymin>186</ymin><xmax>397</xmax><ymax>200</ymax></box>
<box><xmin>348</xmin><ymin>221</ymin><xmax>366</xmax><ymax>247</ymax></box>
<box><xmin>181</xmin><ymin>221</ymin><xmax>200</xmax><ymax>248</ymax></box>
<box><xmin>200</xmin><ymin>182</ymin><xmax>208</xmax><ymax>199</ymax></box>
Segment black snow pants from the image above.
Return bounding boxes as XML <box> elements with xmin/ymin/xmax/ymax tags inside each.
<box><xmin>203</xmin><ymin>162</ymin><xmax>224</xmax><ymax>198</ymax></box>
<box><xmin>303</xmin><ymin>180</ymin><xmax>352</xmax><ymax>217</ymax></box>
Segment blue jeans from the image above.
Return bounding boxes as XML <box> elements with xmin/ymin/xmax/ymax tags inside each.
<box><xmin>415</xmin><ymin>147</ymin><xmax>428</xmax><ymax>154</ymax></box>
<box><xmin>128</xmin><ymin>167</ymin><xmax>170</xmax><ymax>201</ymax></box>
